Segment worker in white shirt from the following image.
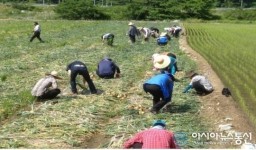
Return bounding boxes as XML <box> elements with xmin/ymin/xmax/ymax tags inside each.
<box><xmin>30</xmin><ymin>22</ymin><xmax>44</xmax><ymax>42</ymax></box>
<box><xmin>138</xmin><ymin>27</ymin><xmax>151</xmax><ymax>41</ymax></box>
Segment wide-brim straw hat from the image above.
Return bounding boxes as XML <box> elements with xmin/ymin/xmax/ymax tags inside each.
<box><xmin>46</xmin><ymin>71</ymin><xmax>62</xmax><ymax>79</ymax></box>
<box><xmin>128</xmin><ymin>22</ymin><xmax>134</xmax><ymax>26</ymax></box>
<box><xmin>152</xmin><ymin>53</ymin><xmax>160</xmax><ymax>60</ymax></box>
<box><xmin>153</xmin><ymin>55</ymin><xmax>171</xmax><ymax>69</ymax></box>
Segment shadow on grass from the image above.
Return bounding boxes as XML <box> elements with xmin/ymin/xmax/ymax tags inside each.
<box><xmin>81</xmin><ymin>89</ymin><xmax>104</xmax><ymax>95</ymax></box>
<box><xmin>163</xmin><ymin>103</ymin><xmax>191</xmax><ymax>113</ymax></box>
<box><xmin>35</xmin><ymin>89</ymin><xmax>105</xmax><ymax>105</ymax></box>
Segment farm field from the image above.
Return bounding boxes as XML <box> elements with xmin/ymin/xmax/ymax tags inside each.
<box><xmin>0</xmin><ymin>20</ymin><xmax>212</xmax><ymax>148</ymax></box>
<box><xmin>184</xmin><ymin>22</ymin><xmax>256</xmax><ymax>126</ymax></box>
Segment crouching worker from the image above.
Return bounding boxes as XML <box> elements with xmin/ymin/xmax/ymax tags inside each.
<box><xmin>163</xmin><ymin>52</ymin><xmax>179</xmax><ymax>75</ymax></box>
<box><xmin>183</xmin><ymin>71</ymin><xmax>213</xmax><ymax>95</ymax></box>
<box><xmin>31</xmin><ymin>71</ymin><xmax>61</xmax><ymax>100</ymax></box>
<box><xmin>102</xmin><ymin>33</ymin><xmax>114</xmax><ymax>46</ymax></box>
<box><xmin>152</xmin><ymin>52</ymin><xmax>179</xmax><ymax>75</ymax></box>
<box><xmin>157</xmin><ymin>32</ymin><xmax>170</xmax><ymax>46</ymax></box>
<box><xmin>143</xmin><ymin>55</ymin><xmax>174</xmax><ymax>114</ymax></box>
<box><xmin>96</xmin><ymin>57</ymin><xmax>120</xmax><ymax>79</ymax></box>
<box><xmin>123</xmin><ymin>119</ymin><xmax>179</xmax><ymax>149</ymax></box>
<box><xmin>66</xmin><ymin>61</ymin><xmax>97</xmax><ymax>95</ymax></box>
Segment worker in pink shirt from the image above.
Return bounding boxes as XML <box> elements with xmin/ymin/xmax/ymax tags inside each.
<box><xmin>123</xmin><ymin>120</ymin><xmax>179</xmax><ymax>149</ymax></box>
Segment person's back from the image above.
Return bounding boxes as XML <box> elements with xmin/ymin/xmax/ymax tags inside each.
<box><xmin>96</xmin><ymin>58</ymin><xmax>120</xmax><ymax>79</ymax></box>
<box><xmin>102</xmin><ymin>33</ymin><xmax>114</xmax><ymax>46</ymax></box>
<box><xmin>128</xmin><ymin>25</ymin><xmax>138</xmax><ymax>36</ymax></box>
<box><xmin>128</xmin><ymin>22</ymin><xmax>139</xmax><ymax>43</ymax></box>
<box><xmin>157</xmin><ymin>33</ymin><xmax>169</xmax><ymax>45</ymax></box>
<box><xmin>183</xmin><ymin>72</ymin><xmax>213</xmax><ymax>94</ymax></box>
<box><xmin>98</xmin><ymin>59</ymin><xmax>114</xmax><ymax>75</ymax></box>
<box><xmin>31</xmin><ymin>71</ymin><xmax>61</xmax><ymax>100</ymax></box>
<box><xmin>139</xmin><ymin>27</ymin><xmax>151</xmax><ymax>41</ymax></box>
<box><xmin>140</xmin><ymin>128</ymin><xmax>175</xmax><ymax>148</ymax></box>
<box><xmin>32</xmin><ymin>76</ymin><xmax>55</xmax><ymax>97</ymax></box>
<box><xmin>66</xmin><ymin>61</ymin><xmax>97</xmax><ymax>94</ymax></box>
<box><xmin>123</xmin><ymin>120</ymin><xmax>178</xmax><ymax>149</ymax></box>
<box><xmin>67</xmin><ymin>61</ymin><xmax>86</xmax><ymax>71</ymax></box>
<box><xmin>192</xmin><ymin>75</ymin><xmax>213</xmax><ymax>92</ymax></box>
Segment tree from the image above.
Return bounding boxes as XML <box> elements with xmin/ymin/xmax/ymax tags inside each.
<box><xmin>125</xmin><ymin>2</ymin><xmax>149</xmax><ymax>20</ymax></box>
<box><xmin>54</xmin><ymin>0</ymin><xmax>110</xmax><ymax>20</ymax></box>
<box><xmin>181</xmin><ymin>0</ymin><xmax>216</xmax><ymax>19</ymax></box>
<box><xmin>127</xmin><ymin>0</ymin><xmax>216</xmax><ymax>20</ymax></box>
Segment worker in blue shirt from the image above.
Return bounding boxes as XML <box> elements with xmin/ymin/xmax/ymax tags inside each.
<box><xmin>66</xmin><ymin>61</ymin><xmax>97</xmax><ymax>95</ymax></box>
<box><xmin>157</xmin><ymin>32</ymin><xmax>171</xmax><ymax>46</ymax></box>
<box><xmin>143</xmin><ymin>55</ymin><xmax>174</xmax><ymax>114</ymax></box>
<box><xmin>96</xmin><ymin>57</ymin><xmax>120</xmax><ymax>79</ymax></box>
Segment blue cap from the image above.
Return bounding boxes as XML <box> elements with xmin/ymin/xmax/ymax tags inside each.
<box><xmin>153</xmin><ymin>120</ymin><xmax>166</xmax><ymax>127</ymax></box>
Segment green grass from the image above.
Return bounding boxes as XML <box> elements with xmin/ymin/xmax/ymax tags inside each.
<box><xmin>184</xmin><ymin>21</ymin><xmax>256</xmax><ymax>126</ymax></box>
<box><xmin>0</xmin><ymin>19</ymin><xmax>210</xmax><ymax>148</ymax></box>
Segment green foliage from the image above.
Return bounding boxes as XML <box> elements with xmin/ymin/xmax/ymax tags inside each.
<box><xmin>11</xmin><ymin>3</ymin><xmax>37</xmax><ymax>11</ymax></box>
<box><xmin>181</xmin><ymin>0</ymin><xmax>216</xmax><ymax>19</ymax></box>
<box><xmin>124</xmin><ymin>0</ymin><xmax>216</xmax><ymax>20</ymax></box>
<box><xmin>54</xmin><ymin>0</ymin><xmax>110</xmax><ymax>20</ymax></box>
<box><xmin>223</xmin><ymin>8</ymin><xmax>256</xmax><ymax>20</ymax></box>
<box><xmin>126</xmin><ymin>3</ymin><xmax>149</xmax><ymax>20</ymax></box>
<box><xmin>98</xmin><ymin>6</ymin><xmax>128</xmax><ymax>20</ymax></box>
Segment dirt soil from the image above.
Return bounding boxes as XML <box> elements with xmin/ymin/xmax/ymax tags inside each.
<box><xmin>179</xmin><ymin>31</ymin><xmax>256</xmax><ymax>148</ymax></box>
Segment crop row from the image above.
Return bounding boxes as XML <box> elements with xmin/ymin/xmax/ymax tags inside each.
<box><xmin>184</xmin><ymin>22</ymin><xmax>256</xmax><ymax>125</ymax></box>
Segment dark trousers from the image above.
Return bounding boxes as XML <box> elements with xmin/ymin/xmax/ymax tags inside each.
<box><xmin>96</xmin><ymin>70</ymin><xmax>114</xmax><ymax>79</ymax></box>
<box><xmin>70</xmin><ymin>68</ymin><xmax>97</xmax><ymax>94</ymax></box>
<box><xmin>192</xmin><ymin>81</ymin><xmax>209</xmax><ymax>94</ymax></box>
<box><xmin>38</xmin><ymin>88</ymin><xmax>61</xmax><ymax>100</ymax></box>
<box><xmin>174</xmin><ymin>29</ymin><xmax>181</xmax><ymax>38</ymax></box>
<box><xmin>143</xmin><ymin>84</ymin><xmax>168</xmax><ymax>112</ymax></box>
<box><xmin>129</xmin><ymin>35</ymin><xmax>136</xmax><ymax>43</ymax></box>
<box><xmin>30</xmin><ymin>31</ymin><xmax>43</xmax><ymax>42</ymax></box>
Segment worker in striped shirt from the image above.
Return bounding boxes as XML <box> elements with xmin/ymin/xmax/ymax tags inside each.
<box><xmin>183</xmin><ymin>71</ymin><xmax>213</xmax><ymax>95</ymax></box>
<box><xmin>31</xmin><ymin>71</ymin><xmax>61</xmax><ymax>100</ymax></box>
<box><xmin>123</xmin><ymin>120</ymin><xmax>179</xmax><ymax>149</ymax></box>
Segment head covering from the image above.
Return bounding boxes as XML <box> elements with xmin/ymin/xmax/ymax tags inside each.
<box><xmin>153</xmin><ymin>120</ymin><xmax>166</xmax><ymax>127</ymax></box>
<box><xmin>160</xmin><ymin>32</ymin><xmax>167</xmax><ymax>37</ymax></box>
<box><xmin>46</xmin><ymin>71</ymin><xmax>62</xmax><ymax>79</ymax></box>
<box><xmin>34</xmin><ymin>22</ymin><xmax>38</xmax><ymax>25</ymax></box>
<box><xmin>152</xmin><ymin>53</ymin><xmax>160</xmax><ymax>60</ymax></box>
<box><xmin>128</xmin><ymin>22</ymin><xmax>134</xmax><ymax>26</ymax></box>
<box><xmin>153</xmin><ymin>55</ymin><xmax>171</xmax><ymax>69</ymax></box>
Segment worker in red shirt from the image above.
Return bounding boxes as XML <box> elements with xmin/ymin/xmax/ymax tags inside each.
<box><xmin>123</xmin><ymin>120</ymin><xmax>179</xmax><ymax>149</ymax></box>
